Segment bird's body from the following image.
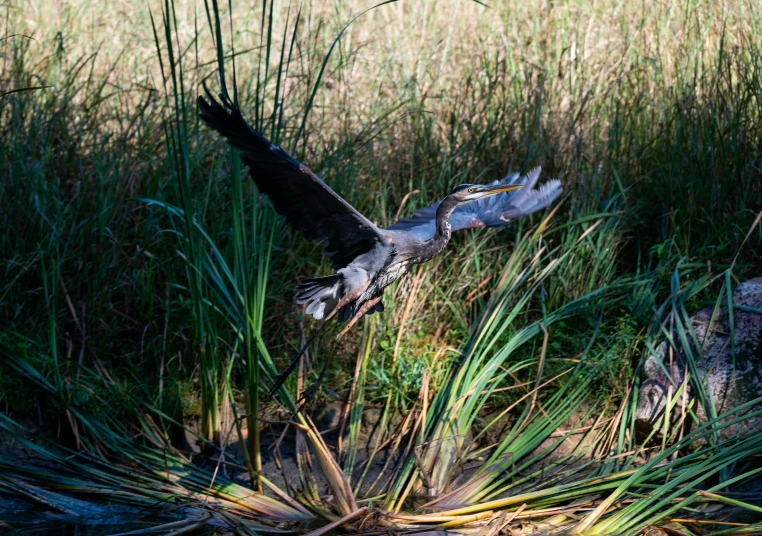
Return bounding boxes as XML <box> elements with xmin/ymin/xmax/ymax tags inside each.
<box><xmin>295</xmin><ymin>228</ymin><xmax>418</xmax><ymax>330</ymax></box>
<box><xmin>292</xmin><ymin>181</ymin><xmax>506</xmax><ymax>333</ymax></box>
<box><xmin>198</xmin><ymin>85</ymin><xmax>563</xmax><ymax>397</ymax></box>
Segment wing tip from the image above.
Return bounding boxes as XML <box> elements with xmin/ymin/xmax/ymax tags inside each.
<box><xmin>523</xmin><ymin>166</ymin><xmax>542</xmax><ymax>188</ymax></box>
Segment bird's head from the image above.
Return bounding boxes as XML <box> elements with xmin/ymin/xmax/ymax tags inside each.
<box><xmin>448</xmin><ymin>182</ymin><xmax>522</xmax><ymax>203</ymax></box>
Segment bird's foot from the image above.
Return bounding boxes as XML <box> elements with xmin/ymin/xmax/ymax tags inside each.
<box><xmin>268</xmin><ymin>321</ymin><xmax>326</xmax><ymax>399</ymax></box>
<box><xmin>294</xmin><ymin>336</ymin><xmax>341</xmax><ymax>413</ymax></box>
<box><xmin>296</xmin><ymin>377</ymin><xmax>324</xmax><ymax>412</ymax></box>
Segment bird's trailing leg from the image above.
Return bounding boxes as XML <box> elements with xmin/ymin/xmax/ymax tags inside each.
<box><xmin>296</xmin><ymin>338</ymin><xmax>340</xmax><ymax>412</ymax></box>
<box><xmin>268</xmin><ymin>320</ymin><xmax>327</xmax><ymax>399</ymax></box>
<box><xmin>270</xmin><ymin>280</ymin><xmax>370</xmax><ymax>404</ymax></box>
<box><xmin>337</xmin><ymin>296</ymin><xmax>382</xmax><ymax>340</ymax></box>
<box><xmin>296</xmin><ymin>298</ymin><xmax>381</xmax><ymax>410</ymax></box>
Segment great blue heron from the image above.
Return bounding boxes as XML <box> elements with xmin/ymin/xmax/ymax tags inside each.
<box><xmin>198</xmin><ymin>86</ymin><xmax>562</xmax><ymax>399</ymax></box>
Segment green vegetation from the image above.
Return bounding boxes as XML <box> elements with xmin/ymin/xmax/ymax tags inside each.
<box><xmin>1</xmin><ymin>0</ymin><xmax>761</xmax><ymax>533</ymax></box>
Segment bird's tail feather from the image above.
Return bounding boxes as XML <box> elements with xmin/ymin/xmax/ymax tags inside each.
<box><xmin>296</xmin><ymin>275</ymin><xmax>343</xmax><ymax>320</ymax></box>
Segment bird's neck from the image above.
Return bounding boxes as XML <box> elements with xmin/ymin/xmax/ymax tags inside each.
<box><xmin>420</xmin><ymin>195</ymin><xmax>459</xmax><ymax>261</ymax></box>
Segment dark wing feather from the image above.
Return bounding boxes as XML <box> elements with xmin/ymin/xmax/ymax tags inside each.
<box><xmin>387</xmin><ymin>167</ymin><xmax>562</xmax><ymax>241</ymax></box>
<box><xmin>198</xmin><ymin>86</ymin><xmax>388</xmax><ymax>269</ymax></box>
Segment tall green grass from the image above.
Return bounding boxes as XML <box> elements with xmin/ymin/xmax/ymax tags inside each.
<box><xmin>1</xmin><ymin>0</ymin><xmax>762</xmax><ymax>533</ymax></box>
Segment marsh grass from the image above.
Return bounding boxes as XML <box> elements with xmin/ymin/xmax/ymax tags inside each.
<box><xmin>2</xmin><ymin>0</ymin><xmax>762</xmax><ymax>533</ymax></box>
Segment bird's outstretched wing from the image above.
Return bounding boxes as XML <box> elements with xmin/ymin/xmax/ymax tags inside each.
<box><xmin>386</xmin><ymin>167</ymin><xmax>562</xmax><ymax>241</ymax></box>
<box><xmin>198</xmin><ymin>85</ymin><xmax>389</xmax><ymax>269</ymax></box>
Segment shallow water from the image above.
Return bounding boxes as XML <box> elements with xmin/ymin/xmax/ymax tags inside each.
<box><xmin>2</xmin><ymin>519</ymin><xmax>157</xmax><ymax>536</ymax></box>
<box><xmin>0</xmin><ymin>497</ymin><xmax>171</xmax><ymax>535</ymax></box>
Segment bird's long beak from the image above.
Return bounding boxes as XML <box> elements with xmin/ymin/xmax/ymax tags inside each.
<box><xmin>482</xmin><ymin>183</ymin><xmax>522</xmax><ymax>196</ymax></box>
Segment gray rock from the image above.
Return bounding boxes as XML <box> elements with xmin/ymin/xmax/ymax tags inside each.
<box><xmin>635</xmin><ymin>277</ymin><xmax>762</xmax><ymax>443</ymax></box>
<box><xmin>315</xmin><ymin>401</ymin><xmax>344</xmax><ymax>430</ymax></box>
<box><xmin>362</xmin><ymin>407</ymin><xmax>382</xmax><ymax>427</ymax></box>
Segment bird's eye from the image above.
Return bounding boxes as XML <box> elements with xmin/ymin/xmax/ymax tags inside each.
<box><xmin>468</xmin><ymin>187</ymin><xmax>475</xmax><ymax>193</ymax></box>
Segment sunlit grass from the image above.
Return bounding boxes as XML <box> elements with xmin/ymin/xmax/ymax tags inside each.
<box><xmin>1</xmin><ymin>0</ymin><xmax>762</xmax><ymax>533</ymax></box>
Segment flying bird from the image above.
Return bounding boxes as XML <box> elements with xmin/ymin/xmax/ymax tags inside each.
<box><xmin>198</xmin><ymin>85</ymin><xmax>563</xmax><ymax>399</ymax></box>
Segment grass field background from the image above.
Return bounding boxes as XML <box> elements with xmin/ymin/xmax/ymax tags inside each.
<box><xmin>2</xmin><ymin>0</ymin><xmax>762</xmax><ymax>533</ymax></box>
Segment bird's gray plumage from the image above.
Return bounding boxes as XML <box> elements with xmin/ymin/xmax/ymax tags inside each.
<box><xmin>198</xmin><ymin>85</ymin><xmax>562</xmax><ymax>329</ymax></box>
<box><xmin>387</xmin><ymin>167</ymin><xmax>562</xmax><ymax>241</ymax></box>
